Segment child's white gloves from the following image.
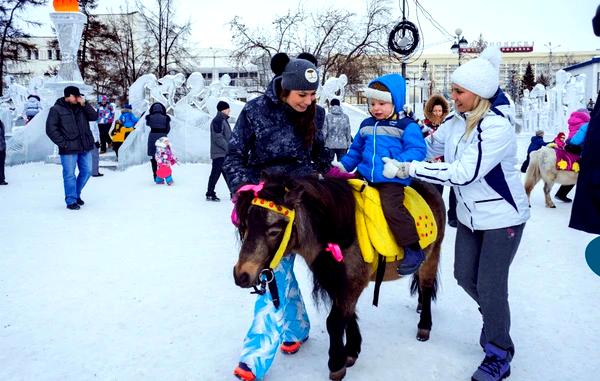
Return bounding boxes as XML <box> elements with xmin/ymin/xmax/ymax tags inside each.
<box><xmin>382</xmin><ymin>157</ymin><xmax>411</xmax><ymax>179</ymax></box>
<box><xmin>331</xmin><ymin>160</ymin><xmax>347</xmax><ymax>173</ymax></box>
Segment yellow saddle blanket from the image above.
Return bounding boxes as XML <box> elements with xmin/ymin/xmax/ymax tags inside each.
<box><xmin>348</xmin><ymin>179</ymin><xmax>437</xmax><ymax>267</ymax></box>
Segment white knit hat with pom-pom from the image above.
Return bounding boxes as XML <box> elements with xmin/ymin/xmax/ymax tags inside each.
<box><xmin>451</xmin><ymin>46</ymin><xmax>502</xmax><ymax>99</ymax></box>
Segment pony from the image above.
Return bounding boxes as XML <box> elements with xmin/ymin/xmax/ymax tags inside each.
<box><xmin>524</xmin><ymin>146</ymin><xmax>578</xmax><ymax>208</ymax></box>
<box><xmin>232</xmin><ymin>173</ymin><xmax>445</xmax><ymax>380</ymax></box>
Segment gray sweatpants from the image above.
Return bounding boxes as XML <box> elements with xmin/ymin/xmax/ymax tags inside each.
<box><xmin>454</xmin><ymin>222</ymin><xmax>525</xmax><ymax>355</ymax></box>
<box><xmin>91</xmin><ymin>147</ymin><xmax>100</xmax><ymax>176</ymax></box>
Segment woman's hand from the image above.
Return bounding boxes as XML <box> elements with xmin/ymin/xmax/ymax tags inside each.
<box><xmin>382</xmin><ymin>157</ymin><xmax>411</xmax><ymax>179</ymax></box>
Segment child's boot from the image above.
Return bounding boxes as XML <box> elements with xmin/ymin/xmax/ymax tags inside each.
<box><xmin>397</xmin><ymin>244</ymin><xmax>425</xmax><ymax>275</ymax></box>
<box><xmin>471</xmin><ymin>343</ymin><xmax>511</xmax><ymax>381</ymax></box>
<box><xmin>155</xmin><ymin>176</ymin><xmax>165</xmax><ymax>184</ymax></box>
<box><xmin>166</xmin><ymin>175</ymin><xmax>174</xmax><ymax>185</ymax></box>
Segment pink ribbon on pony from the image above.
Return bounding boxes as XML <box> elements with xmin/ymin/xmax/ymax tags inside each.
<box><xmin>231</xmin><ymin>182</ymin><xmax>265</xmax><ymax>226</ymax></box>
<box><xmin>236</xmin><ymin>181</ymin><xmax>264</xmax><ymax>197</ymax></box>
<box><xmin>325</xmin><ymin>243</ymin><xmax>344</xmax><ymax>262</ymax></box>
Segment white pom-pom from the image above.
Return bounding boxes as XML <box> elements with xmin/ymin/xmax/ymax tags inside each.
<box><xmin>479</xmin><ymin>46</ymin><xmax>502</xmax><ymax>71</ymax></box>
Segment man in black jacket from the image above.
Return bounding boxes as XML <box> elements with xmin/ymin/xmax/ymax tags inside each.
<box><xmin>206</xmin><ymin>101</ymin><xmax>232</xmax><ymax>201</ymax></box>
<box><xmin>46</xmin><ymin>86</ymin><xmax>98</xmax><ymax>210</ymax></box>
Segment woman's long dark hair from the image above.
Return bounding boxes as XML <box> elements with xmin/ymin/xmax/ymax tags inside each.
<box><xmin>280</xmin><ymin>88</ymin><xmax>317</xmax><ymax>148</ymax></box>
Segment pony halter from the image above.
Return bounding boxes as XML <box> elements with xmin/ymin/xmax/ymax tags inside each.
<box><xmin>251</xmin><ymin>197</ymin><xmax>296</xmax><ymax>270</ymax></box>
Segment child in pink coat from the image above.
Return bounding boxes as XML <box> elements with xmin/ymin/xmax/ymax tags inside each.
<box><xmin>155</xmin><ymin>137</ymin><xmax>177</xmax><ymax>185</ymax></box>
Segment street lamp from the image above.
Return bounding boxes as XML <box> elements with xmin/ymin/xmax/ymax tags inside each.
<box><xmin>450</xmin><ymin>28</ymin><xmax>469</xmax><ymax>66</ymax></box>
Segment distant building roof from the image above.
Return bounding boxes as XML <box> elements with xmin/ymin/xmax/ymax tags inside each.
<box><xmin>564</xmin><ymin>56</ymin><xmax>600</xmax><ymax>71</ymax></box>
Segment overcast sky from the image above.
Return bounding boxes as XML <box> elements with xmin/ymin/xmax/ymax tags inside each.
<box><xmin>24</xmin><ymin>0</ymin><xmax>600</xmax><ymax>54</ymax></box>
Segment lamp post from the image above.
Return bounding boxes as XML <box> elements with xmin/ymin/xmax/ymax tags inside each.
<box><xmin>450</xmin><ymin>28</ymin><xmax>469</xmax><ymax>66</ymax></box>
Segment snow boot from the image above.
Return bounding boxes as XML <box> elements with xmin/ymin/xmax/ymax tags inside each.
<box><xmin>76</xmin><ymin>198</ymin><xmax>85</xmax><ymax>206</ymax></box>
<box><xmin>233</xmin><ymin>362</ymin><xmax>256</xmax><ymax>381</ymax></box>
<box><xmin>397</xmin><ymin>245</ymin><xmax>425</xmax><ymax>275</ymax></box>
<box><xmin>280</xmin><ymin>336</ymin><xmax>309</xmax><ymax>354</ymax></box>
<box><xmin>471</xmin><ymin>343</ymin><xmax>511</xmax><ymax>381</ymax></box>
<box><xmin>66</xmin><ymin>203</ymin><xmax>80</xmax><ymax>210</ymax></box>
<box><xmin>206</xmin><ymin>194</ymin><xmax>221</xmax><ymax>202</ymax></box>
<box><xmin>166</xmin><ymin>175</ymin><xmax>174</xmax><ymax>186</ymax></box>
<box><xmin>155</xmin><ymin>177</ymin><xmax>165</xmax><ymax>185</ymax></box>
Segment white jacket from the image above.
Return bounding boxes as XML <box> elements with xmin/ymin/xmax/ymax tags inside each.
<box><xmin>409</xmin><ymin>95</ymin><xmax>529</xmax><ymax>231</ymax></box>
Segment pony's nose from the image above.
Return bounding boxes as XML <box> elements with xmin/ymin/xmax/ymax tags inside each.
<box><xmin>234</xmin><ymin>267</ymin><xmax>251</xmax><ymax>288</ymax></box>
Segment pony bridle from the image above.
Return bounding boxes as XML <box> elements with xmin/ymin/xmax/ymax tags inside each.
<box><xmin>236</xmin><ymin>182</ymin><xmax>296</xmax><ymax>309</ymax></box>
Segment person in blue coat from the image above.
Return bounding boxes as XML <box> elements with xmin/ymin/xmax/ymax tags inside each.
<box><xmin>520</xmin><ymin>129</ymin><xmax>548</xmax><ymax>173</ymax></box>
<box><xmin>224</xmin><ymin>52</ymin><xmax>332</xmax><ymax>381</ymax></box>
<box><xmin>333</xmin><ymin>73</ymin><xmax>427</xmax><ymax>275</ymax></box>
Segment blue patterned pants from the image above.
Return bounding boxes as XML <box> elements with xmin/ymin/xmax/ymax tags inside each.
<box><xmin>239</xmin><ymin>254</ymin><xmax>310</xmax><ymax>380</ymax></box>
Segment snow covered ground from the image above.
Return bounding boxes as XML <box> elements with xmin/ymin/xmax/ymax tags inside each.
<box><xmin>1</xmin><ymin>135</ymin><xmax>599</xmax><ymax>381</ymax></box>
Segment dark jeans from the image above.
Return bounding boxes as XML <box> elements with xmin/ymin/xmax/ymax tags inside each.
<box><xmin>331</xmin><ymin>148</ymin><xmax>348</xmax><ymax>161</ymax></box>
<box><xmin>376</xmin><ymin>182</ymin><xmax>420</xmax><ymax>247</ymax></box>
<box><xmin>151</xmin><ymin>157</ymin><xmax>157</xmax><ymax>179</ymax></box>
<box><xmin>0</xmin><ymin>150</ymin><xmax>6</xmax><ymax>183</ymax></box>
<box><xmin>454</xmin><ymin>222</ymin><xmax>525</xmax><ymax>355</ymax></box>
<box><xmin>98</xmin><ymin>123</ymin><xmax>112</xmax><ymax>152</ymax></box>
<box><xmin>206</xmin><ymin>157</ymin><xmax>227</xmax><ymax>196</ymax></box>
<box><xmin>0</xmin><ymin>150</ymin><xmax>5</xmax><ymax>182</ymax></box>
<box><xmin>113</xmin><ymin>142</ymin><xmax>122</xmax><ymax>158</ymax></box>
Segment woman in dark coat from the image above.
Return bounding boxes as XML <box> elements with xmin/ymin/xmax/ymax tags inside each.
<box><xmin>225</xmin><ymin>52</ymin><xmax>332</xmax><ymax>381</ymax></box>
<box><xmin>146</xmin><ymin>102</ymin><xmax>171</xmax><ymax>180</ymax></box>
<box><xmin>569</xmin><ymin>5</ymin><xmax>600</xmax><ymax>235</ymax></box>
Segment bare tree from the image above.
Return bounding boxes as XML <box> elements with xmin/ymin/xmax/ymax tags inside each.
<box><xmin>105</xmin><ymin>7</ymin><xmax>153</xmax><ymax>100</ymax></box>
<box><xmin>0</xmin><ymin>0</ymin><xmax>46</xmax><ymax>96</ymax></box>
<box><xmin>229</xmin><ymin>0</ymin><xmax>391</xmax><ymax>88</ymax></box>
<box><xmin>136</xmin><ymin>0</ymin><xmax>192</xmax><ymax>77</ymax></box>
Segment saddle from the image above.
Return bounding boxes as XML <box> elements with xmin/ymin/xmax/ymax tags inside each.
<box><xmin>555</xmin><ymin>148</ymin><xmax>580</xmax><ymax>172</ymax></box>
<box><xmin>347</xmin><ymin>179</ymin><xmax>437</xmax><ymax>271</ymax></box>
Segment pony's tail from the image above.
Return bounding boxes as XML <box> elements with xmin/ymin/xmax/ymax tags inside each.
<box><xmin>524</xmin><ymin>150</ymin><xmax>541</xmax><ymax>196</ymax></box>
<box><xmin>410</xmin><ymin>273</ymin><xmax>438</xmax><ymax>301</ymax></box>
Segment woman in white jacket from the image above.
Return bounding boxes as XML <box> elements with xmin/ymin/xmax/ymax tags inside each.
<box><xmin>382</xmin><ymin>46</ymin><xmax>529</xmax><ymax>381</ymax></box>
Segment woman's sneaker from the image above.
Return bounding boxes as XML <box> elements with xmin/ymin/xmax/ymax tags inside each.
<box><xmin>280</xmin><ymin>336</ymin><xmax>309</xmax><ymax>354</ymax></box>
<box><xmin>233</xmin><ymin>362</ymin><xmax>256</xmax><ymax>381</ymax></box>
<box><xmin>472</xmin><ymin>343</ymin><xmax>511</xmax><ymax>381</ymax></box>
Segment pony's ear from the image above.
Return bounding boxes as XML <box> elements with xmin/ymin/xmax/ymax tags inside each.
<box><xmin>283</xmin><ymin>181</ymin><xmax>304</xmax><ymax>207</ymax></box>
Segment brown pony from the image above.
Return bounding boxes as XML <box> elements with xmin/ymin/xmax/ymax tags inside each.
<box><xmin>232</xmin><ymin>173</ymin><xmax>445</xmax><ymax>380</ymax></box>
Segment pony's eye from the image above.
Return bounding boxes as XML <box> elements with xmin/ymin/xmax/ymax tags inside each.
<box><xmin>267</xmin><ymin>227</ymin><xmax>283</xmax><ymax>238</ymax></box>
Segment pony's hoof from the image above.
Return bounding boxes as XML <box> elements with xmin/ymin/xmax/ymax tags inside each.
<box><xmin>416</xmin><ymin>328</ymin><xmax>430</xmax><ymax>341</ymax></box>
<box><xmin>416</xmin><ymin>303</ymin><xmax>423</xmax><ymax>314</ymax></box>
<box><xmin>329</xmin><ymin>366</ymin><xmax>347</xmax><ymax>380</ymax></box>
<box><xmin>346</xmin><ymin>356</ymin><xmax>357</xmax><ymax>367</ymax></box>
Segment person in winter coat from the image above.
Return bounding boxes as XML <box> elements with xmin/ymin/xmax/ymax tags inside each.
<box><xmin>0</xmin><ymin>119</ymin><xmax>6</xmax><ymax>185</ymax></box>
<box><xmin>24</xmin><ymin>94</ymin><xmax>42</xmax><ymax>123</ymax></box>
<box><xmin>110</xmin><ymin>104</ymin><xmax>139</xmax><ymax>158</ymax></box>
<box><xmin>225</xmin><ymin>52</ymin><xmax>332</xmax><ymax>381</ymax></box>
<box><xmin>333</xmin><ymin>73</ymin><xmax>427</xmax><ymax>275</ymax></box>
<box><xmin>422</xmin><ymin>94</ymin><xmax>449</xmax><ymax>136</ymax></box>
<box><xmin>46</xmin><ymin>86</ymin><xmax>98</xmax><ymax>210</ymax></box>
<box><xmin>96</xmin><ymin>95</ymin><xmax>115</xmax><ymax>153</ymax></box>
<box><xmin>422</xmin><ymin>94</ymin><xmax>458</xmax><ymax>227</ymax></box>
<box><xmin>570</xmin><ymin>4</ymin><xmax>600</xmax><ymax>235</ymax></box>
<box><xmin>118</xmin><ymin>104</ymin><xmax>139</xmax><ymax>129</ymax></box>
<box><xmin>154</xmin><ymin>137</ymin><xmax>177</xmax><ymax>185</ymax></box>
<box><xmin>552</xmin><ymin>131</ymin><xmax>566</xmax><ymax>150</ymax></box>
<box><xmin>206</xmin><ymin>100</ymin><xmax>232</xmax><ymax>201</ymax></box>
<box><xmin>520</xmin><ymin>129</ymin><xmax>549</xmax><ymax>173</ymax></box>
<box><xmin>383</xmin><ymin>46</ymin><xmax>530</xmax><ymax>381</ymax></box>
<box><xmin>323</xmin><ymin>98</ymin><xmax>352</xmax><ymax>160</ymax></box>
<box><xmin>90</xmin><ymin>122</ymin><xmax>103</xmax><ymax>177</ymax></box>
<box><xmin>146</xmin><ymin>102</ymin><xmax>171</xmax><ymax>180</ymax></box>
<box><xmin>567</xmin><ymin>109</ymin><xmax>590</xmax><ymax>139</ymax></box>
